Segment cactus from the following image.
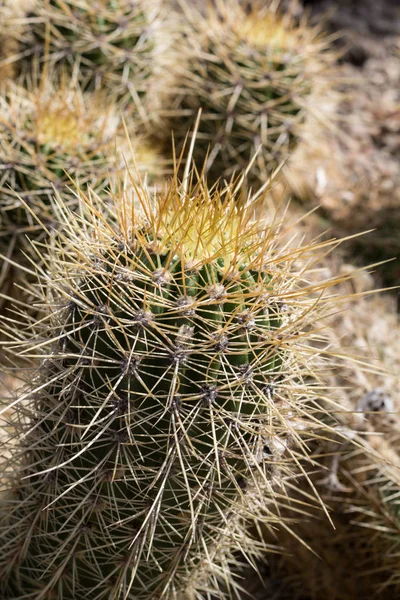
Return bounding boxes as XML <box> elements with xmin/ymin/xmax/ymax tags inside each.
<box><xmin>2</xmin><ymin>0</ymin><xmax>37</xmax><ymax>14</ymax></box>
<box><xmin>0</xmin><ymin>1</ymin><xmax>38</xmax><ymax>84</ymax></box>
<box><xmin>0</xmin><ymin>70</ymin><xmax>163</xmax><ymax>310</ymax></box>
<box><xmin>264</xmin><ymin>286</ymin><xmax>400</xmax><ymax>600</ymax></box>
<box><xmin>0</xmin><ymin>71</ymin><xmax>118</xmax><ymax>313</ymax></box>
<box><xmin>0</xmin><ymin>73</ymin><xmax>118</xmax><ymax>228</ymax></box>
<box><xmin>155</xmin><ymin>0</ymin><xmax>333</xmax><ymax>182</ymax></box>
<box><xmin>0</xmin><ymin>37</ymin><xmax>16</xmax><ymax>87</ymax></box>
<box><xmin>17</xmin><ymin>0</ymin><xmax>168</xmax><ymax>105</ymax></box>
<box><xmin>0</xmin><ymin>163</ymin><xmax>345</xmax><ymax>598</ymax></box>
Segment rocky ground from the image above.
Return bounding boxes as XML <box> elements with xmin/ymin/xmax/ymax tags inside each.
<box><xmin>287</xmin><ymin>0</ymin><xmax>400</xmax><ymax>289</ymax></box>
<box><xmin>242</xmin><ymin>1</ymin><xmax>400</xmax><ymax>597</ymax></box>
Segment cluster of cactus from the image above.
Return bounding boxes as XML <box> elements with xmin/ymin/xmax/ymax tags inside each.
<box><xmin>257</xmin><ymin>288</ymin><xmax>400</xmax><ymax>600</ymax></box>
<box><xmin>16</xmin><ymin>0</ymin><xmax>167</xmax><ymax>105</ymax></box>
<box><xmin>0</xmin><ymin>0</ymin><xmax>398</xmax><ymax>599</ymax></box>
<box><xmin>154</xmin><ymin>0</ymin><xmax>333</xmax><ymax>182</ymax></box>
<box><xmin>0</xmin><ymin>173</ymin><xmax>346</xmax><ymax>598</ymax></box>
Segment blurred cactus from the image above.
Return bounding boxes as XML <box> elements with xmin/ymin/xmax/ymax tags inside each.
<box><xmin>0</xmin><ymin>1</ymin><xmax>38</xmax><ymax>83</ymax></box>
<box><xmin>259</xmin><ymin>286</ymin><xmax>400</xmax><ymax>600</ymax></box>
<box><xmin>284</xmin><ymin>42</ymin><xmax>400</xmax><ymax>287</ymax></box>
<box><xmin>154</xmin><ymin>0</ymin><xmax>333</xmax><ymax>182</ymax></box>
<box><xmin>0</xmin><ymin>70</ymin><xmax>164</xmax><ymax>310</ymax></box>
<box><xmin>17</xmin><ymin>0</ymin><xmax>169</xmax><ymax>105</ymax></box>
<box><xmin>0</xmin><ymin>72</ymin><xmax>118</xmax><ymax>308</ymax></box>
<box><xmin>0</xmin><ymin>161</ymin><xmax>347</xmax><ymax>598</ymax></box>
<box><xmin>0</xmin><ymin>4</ymin><xmax>19</xmax><ymax>85</ymax></box>
<box><xmin>0</xmin><ymin>74</ymin><xmax>120</xmax><ymax>216</ymax></box>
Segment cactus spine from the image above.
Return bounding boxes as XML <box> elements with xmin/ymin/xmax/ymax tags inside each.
<box><xmin>0</xmin><ymin>1</ymin><xmax>39</xmax><ymax>85</ymax></box>
<box><xmin>0</xmin><ymin>164</ymin><xmax>345</xmax><ymax>598</ymax></box>
<box><xmin>156</xmin><ymin>0</ymin><xmax>333</xmax><ymax>182</ymax></box>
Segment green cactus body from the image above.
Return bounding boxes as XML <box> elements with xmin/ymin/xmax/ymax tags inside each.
<box><xmin>18</xmin><ymin>0</ymin><xmax>166</xmax><ymax>103</ymax></box>
<box><xmin>157</xmin><ymin>1</ymin><xmax>332</xmax><ymax>182</ymax></box>
<box><xmin>0</xmin><ymin>76</ymin><xmax>122</xmax><ymax>316</ymax></box>
<box><xmin>0</xmin><ymin>172</ymin><xmax>341</xmax><ymax>598</ymax></box>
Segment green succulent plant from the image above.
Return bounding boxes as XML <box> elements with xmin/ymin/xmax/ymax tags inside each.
<box><xmin>0</xmin><ymin>73</ymin><xmax>120</xmax><ymax>309</ymax></box>
<box><xmin>0</xmin><ymin>70</ymin><xmax>165</xmax><ymax>313</ymax></box>
<box><xmin>17</xmin><ymin>0</ymin><xmax>168</xmax><ymax>105</ymax></box>
<box><xmin>0</xmin><ymin>163</ymin><xmax>346</xmax><ymax>598</ymax></box>
<box><xmin>155</xmin><ymin>0</ymin><xmax>333</xmax><ymax>182</ymax></box>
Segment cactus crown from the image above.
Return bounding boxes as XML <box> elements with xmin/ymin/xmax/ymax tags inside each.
<box><xmin>34</xmin><ymin>84</ymin><xmax>113</xmax><ymax>153</ymax></box>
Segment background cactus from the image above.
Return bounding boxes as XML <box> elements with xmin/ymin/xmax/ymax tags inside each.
<box><xmin>281</xmin><ymin>0</ymin><xmax>400</xmax><ymax>288</ymax></box>
<box><xmin>0</xmin><ymin>4</ymin><xmax>19</xmax><ymax>85</ymax></box>
<box><xmin>0</xmin><ymin>69</ymin><xmax>164</xmax><ymax>313</ymax></box>
<box><xmin>16</xmin><ymin>0</ymin><xmax>169</xmax><ymax>107</ymax></box>
<box><xmin>0</xmin><ymin>1</ymin><xmax>38</xmax><ymax>84</ymax></box>
<box><xmin>154</xmin><ymin>0</ymin><xmax>334</xmax><ymax>182</ymax></box>
<box><xmin>0</xmin><ymin>71</ymin><xmax>118</xmax><ymax>314</ymax></box>
<box><xmin>0</xmin><ymin>166</ymin><xmax>348</xmax><ymax>599</ymax></box>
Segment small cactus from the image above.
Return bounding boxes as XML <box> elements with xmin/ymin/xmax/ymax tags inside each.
<box><xmin>155</xmin><ymin>0</ymin><xmax>333</xmax><ymax>182</ymax></box>
<box><xmin>0</xmin><ymin>1</ymin><xmax>38</xmax><ymax>84</ymax></box>
<box><xmin>0</xmin><ymin>163</ymin><xmax>345</xmax><ymax>599</ymax></box>
<box><xmin>0</xmin><ymin>73</ymin><xmax>119</xmax><ymax>230</ymax></box>
<box><xmin>17</xmin><ymin>0</ymin><xmax>168</xmax><ymax>105</ymax></box>
<box><xmin>0</xmin><ymin>70</ymin><xmax>162</xmax><ymax>309</ymax></box>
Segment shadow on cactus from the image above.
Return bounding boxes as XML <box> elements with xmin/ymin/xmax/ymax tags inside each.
<box><xmin>0</xmin><ymin>159</ymin><xmax>349</xmax><ymax>598</ymax></box>
<box><xmin>156</xmin><ymin>0</ymin><xmax>334</xmax><ymax>182</ymax></box>
<box><xmin>17</xmin><ymin>0</ymin><xmax>167</xmax><ymax>104</ymax></box>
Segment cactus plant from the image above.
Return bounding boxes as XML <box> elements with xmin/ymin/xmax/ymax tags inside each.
<box><xmin>0</xmin><ymin>4</ymin><xmax>18</xmax><ymax>85</ymax></box>
<box><xmin>154</xmin><ymin>0</ymin><xmax>334</xmax><ymax>182</ymax></box>
<box><xmin>0</xmin><ymin>1</ymin><xmax>38</xmax><ymax>84</ymax></box>
<box><xmin>0</xmin><ymin>70</ymin><xmax>163</xmax><ymax>311</ymax></box>
<box><xmin>0</xmin><ymin>162</ymin><xmax>346</xmax><ymax>598</ymax></box>
<box><xmin>17</xmin><ymin>0</ymin><xmax>168</xmax><ymax>106</ymax></box>
<box><xmin>0</xmin><ymin>73</ymin><xmax>118</xmax><ymax>227</ymax></box>
<box><xmin>0</xmin><ymin>36</ymin><xmax>16</xmax><ymax>87</ymax></box>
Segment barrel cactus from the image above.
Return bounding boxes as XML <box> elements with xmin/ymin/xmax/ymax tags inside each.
<box><xmin>0</xmin><ymin>74</ymin><xmax>119</xmax><ymax>226</ymax></box>
<box><xmin>18</xmin><ymin>0</ymin><xmax>168</xmax><ymax>105</ymax></box>
<box><xmin>0</xmin><ymin>165</ymin><xmax>344</xmax><ymax>598</ymax></box>
<box><xmin>155</xmin><ymin>0</ymin><xmax>333</xmax><ymax>182</ymax></box>
<box><xmin>0</xmin><ymin>70</ymin><xmax>163</xmax><ymax>309</ymax></box>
